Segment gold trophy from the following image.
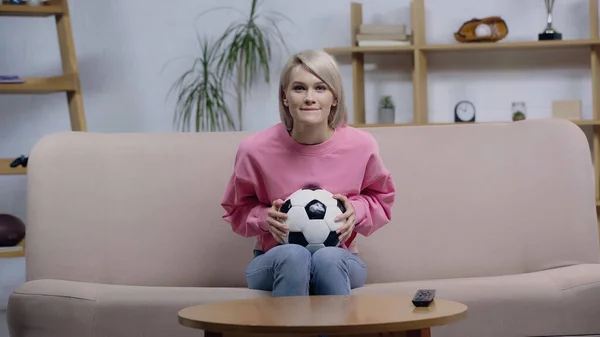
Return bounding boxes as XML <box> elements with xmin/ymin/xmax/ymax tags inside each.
<box><xmin>539</xmin><ymin>0</ymin><xmax>562</xmax><ymax>40</ymax></box>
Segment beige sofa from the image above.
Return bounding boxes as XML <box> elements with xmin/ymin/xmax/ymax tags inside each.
<box><xmin>7</xmin><ymin>118</ymin><xmax>600</xmax><ymax>337</ymax></box>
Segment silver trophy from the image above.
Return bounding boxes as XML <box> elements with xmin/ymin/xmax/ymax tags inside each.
<box><xmin>539</xmin><ymin>0</ymin><xmax>562</xmax><ymax>40</ymax></box>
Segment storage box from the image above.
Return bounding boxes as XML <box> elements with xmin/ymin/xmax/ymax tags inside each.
<box><xmin>552</xmin><ymin>100</ymin><xmax>582</xmax><ymax>120</ymax></box>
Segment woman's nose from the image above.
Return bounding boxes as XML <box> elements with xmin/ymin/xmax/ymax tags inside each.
<box><xmin>304</xmin><ymin>89</ymin><xmax>315</xmax><ymax>103</ymax></box>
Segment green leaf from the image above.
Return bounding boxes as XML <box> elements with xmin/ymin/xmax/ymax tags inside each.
<box><xmin>170</xmin><ymin>0</ymin><xmax>292</xmax><ymax>131</ymax></box>
<box><xmin>168</xmin><ymin>35</ymin><xmax>236</xmax><ymax>132</ymax></box>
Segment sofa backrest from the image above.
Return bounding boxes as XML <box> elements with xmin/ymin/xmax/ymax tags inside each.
<box><xmin>24</xmin><ymin>119</ymin><xmax>600</xmax><ymax>287</ymax></box>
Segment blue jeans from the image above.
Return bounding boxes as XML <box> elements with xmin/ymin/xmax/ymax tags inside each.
<box><xmin>245</xmin><ymin>244</ymin><xmax>367</xmax><ymax>296</ymax></box>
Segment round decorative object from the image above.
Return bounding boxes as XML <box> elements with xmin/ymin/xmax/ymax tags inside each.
<box><xmin>454</xmin><ymin>16</ymin><xmax>508</xmax><ymax>43</ymax></box>
<box><xmin>454</xmin><ymin>101</ymin><xmax>476</xmax><ymax>122</ymax></box>
<box><xmin>475</xmin><ymin>23</ymin><xmax>492</xmax><ymax>37</ymax></box>
<box><xmin>0</xmin><ymin>214</ymin><xmax>26</xmax><ymax>247</ymax></box>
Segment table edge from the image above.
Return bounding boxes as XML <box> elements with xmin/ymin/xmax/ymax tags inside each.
<box><xmin>178</xmin><ymin>304</ymin><xmax>468</xmax><ymax>334</ymax></box>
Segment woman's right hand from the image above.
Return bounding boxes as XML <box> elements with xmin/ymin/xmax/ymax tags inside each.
<box><xmin>267</xmin><ymin>199</ymin><xmax>288</xmax><ymax>243</ymax></box>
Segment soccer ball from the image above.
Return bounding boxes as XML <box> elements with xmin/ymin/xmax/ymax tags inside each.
<box><xmin>280</xmin><ymin>185</ymin><xmax>347</xmax><ymax>254</ymax></box>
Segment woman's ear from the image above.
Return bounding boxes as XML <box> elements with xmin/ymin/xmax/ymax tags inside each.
<box><xmin>282</xmin><ymin>91</ymin><xmax>289</xmax><ymax>106</ymax></box>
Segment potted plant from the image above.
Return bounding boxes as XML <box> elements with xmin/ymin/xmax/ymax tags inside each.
<box><xmin>378</xmin><ymin>96</ymin><xmax>395</xmax><ymax>124</ymax></box>
<box><xmin>169</xmin><ymin>36</ymin><xmax>235</xmax><ymax>132</ymax></box>
<box><xmin>511</xmin><ymin>101</ymin><xmax>527</xmax><ymax>122</ymax></box>
<box><xmin>512</xmin><ymin>111</ymin><xmax>526</xmax><ymax>121</ymax></box>
<box><xmin>169</xmin><ymin>0</ymin><xmax>290</xmax><ymax>132</ymax></box>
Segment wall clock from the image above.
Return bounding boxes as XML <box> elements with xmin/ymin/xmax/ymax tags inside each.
<box><xmin>454</xmin><ymin>101</ymin><xmax>476</xmax><ymax>123</ymax></box>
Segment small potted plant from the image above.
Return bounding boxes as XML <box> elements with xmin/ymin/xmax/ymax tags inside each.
<box><xmin>512</xmin><ymin>111</ymin><xmax>526</xmax><ymax>121</ymax></box>
<box><xmin>512</xmin><ymin>101</ymin><xmax>527</xmax><ymax>122</ymax></box>
<box><xmin>378</xmin><ymin>96</ymin><xmax>395</xmax><ymax>124</ymax></box>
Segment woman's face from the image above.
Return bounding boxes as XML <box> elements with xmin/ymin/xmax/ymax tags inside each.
<box><xmin>283</xmin><ymin>65</ymin><xmax>336</xmax><ymax>128</ymax></box>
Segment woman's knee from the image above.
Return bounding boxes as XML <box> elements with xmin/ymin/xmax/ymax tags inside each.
<box><xmin>311</xmin><ymin>247</ymin><xmax>367</xmax><ymax>289</ymax></box>
<box><xmin>270</xmin><ymin>244</ymin><xmax>312</xmax><ymax>268</ymax></box>
<box><xmin>311</xmin><ymin>247</ymin><xmax>347</xmax><ymax>269</ymax></box>
<box><xmin>255</xmin><ymin>244</ymin><xmax>312</xmax><ymax>296</ymax></box>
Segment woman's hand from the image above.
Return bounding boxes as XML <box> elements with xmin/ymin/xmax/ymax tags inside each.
<box><xmin>267</xmin><ymin>199</ymin><xmax>288</xmax><ymax>244</ymax></box>
<box><xmin>332</xmin><ymin>194</ymin><xmax>356</xmax><ymax>244</ymax></box>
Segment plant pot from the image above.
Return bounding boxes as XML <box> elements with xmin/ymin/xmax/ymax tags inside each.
<box><xmin>511</xmin><ymin>102</ymin><xmax>527</xmax><ymax>122</ymax></box>
<box><xmin>378</xmin><ymin>108</ymin><xmax>395</xmax><ymax>124</ymax></box>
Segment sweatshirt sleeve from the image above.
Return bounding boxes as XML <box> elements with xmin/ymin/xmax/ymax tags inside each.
<box><xmin>220</xmin><ymin>142</ymin><xmax>271</xmax><ymax>237</ymax></box>
<box><xmin>348</xmin><ymin>137</ymin><xmax>396</xmax><ymax>237</ymax></box>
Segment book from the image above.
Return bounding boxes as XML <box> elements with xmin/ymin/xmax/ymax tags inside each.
<box><xmin>360</xmin><ymin>24</ymin><xmax>406</xmax><ymax>35</ymax></box>
<box><xmin>0</xmin><ymin>76</ymin><xmax>25</xmax><ymax>83</ymax></box>
<box><xmin>0</xmin><ymin>246</ymin><xmax>23</xmax><ymax>253</ymax></box>
<box><xmin>358</xmin><ymin>40</ymin><xmax>411</xmax><ymax>47</ymax></box>
<box><xmin>356</xmin><ymin>33</ymin><xmax>407</xmax><ymax>41</ymax></box>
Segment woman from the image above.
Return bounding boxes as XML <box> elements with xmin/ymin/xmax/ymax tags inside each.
<box><xmin>221</xmin><ymin>49</ymin><xmax>395</xmax><ymax>297</ymax></box>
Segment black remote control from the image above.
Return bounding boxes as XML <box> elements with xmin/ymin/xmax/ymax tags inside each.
<box><xmin>412</xmin><ymin>289</ymin><xmax>436</xmax><ymax>307</ymax></box>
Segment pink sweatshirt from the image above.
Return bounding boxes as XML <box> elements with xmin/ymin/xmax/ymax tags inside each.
<box><xmin>221</xmin><ymin>122</ymin><xmax>396</xmax><ymax>254</ymax></box>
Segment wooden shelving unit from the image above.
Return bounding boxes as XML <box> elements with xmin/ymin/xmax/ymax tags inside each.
<box><xmin>325</xmin><ymin>0</ymin><xmax>600</xmax><ymax>126</ymax></box>
<box><xmin>324</xmin><ymin>0</ymin><xmax>600</xmax><ymax>230</ymax></box>
<box><xmin>0</xmin><ymin>0</ymin><xmax>86</xmax><ymax>258</ymax></box>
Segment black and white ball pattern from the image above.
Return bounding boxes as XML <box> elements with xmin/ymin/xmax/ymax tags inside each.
<box><xmin>280</xmin><ymin>185</ymin><xmax>346</xmax><ymax>254</ymax></box>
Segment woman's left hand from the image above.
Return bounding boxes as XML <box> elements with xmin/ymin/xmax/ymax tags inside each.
<box><xmin>332</xmin><ymin>194</ymin><xmax>356</xmax><ymax>243</ymax></box>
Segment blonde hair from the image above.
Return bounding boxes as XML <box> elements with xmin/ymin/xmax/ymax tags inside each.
<box><xmin>278</xmin><ymin>50</ymin><xmax>348</xmax><ymax>130</ymax></box>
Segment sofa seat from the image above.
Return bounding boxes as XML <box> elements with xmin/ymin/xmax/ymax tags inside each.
<box><xmin>9</xmin><ymin>263</ymin><xmax>600</xmax><ymax>337</ymax></box>
<box><xmin>354</xmin><ymin>263</ymin><xmax>600</xmax><ymax>337</ymax></box>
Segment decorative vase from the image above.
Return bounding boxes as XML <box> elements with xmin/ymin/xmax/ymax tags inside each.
<box><xmin>378</xmin><ymin>107</ymin><xmax>395</xmax><ymax>124</ymax></box>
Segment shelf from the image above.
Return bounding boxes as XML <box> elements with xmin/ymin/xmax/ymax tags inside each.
<box><xmin>572</xmin><ymin>120</ymin><xmax>600</xmax><ymax>126</ymax></box>
<box><xmin>324</xmin><ymin>45</ymin><xmax>414</xmax><ymax>55</ymax></box>
<box><xmin>324</xmin><ymin>40</ymin><xmax>600</xmax><ymax>55</ymax></box>
<box><xmin>421</xmin><ymin>39</ymin><xmax>600</xmax><ymax>52</ymax></box>
<box><xmin>0</xmin><ymin>74</ymin><xmax>77</xmax><ymax>94</ymax></box>
<box><xmin>0</xmin><ymin>239</ymin><xmax>25</xmax><ymax>258</ymax></box>
<box><xmin>0</xmin><ymin>158</ymin><xmax>26</xmax><ymax>175</ymax></box>
<box><xmin>351</xmin><ymin>119</ymin><xmax>600</xmax><ymax>128</ymax></box>
<box><xmin>0</xmin><ymin>3</ymin><xmax>63</xmax><ymax>17</ymax></box>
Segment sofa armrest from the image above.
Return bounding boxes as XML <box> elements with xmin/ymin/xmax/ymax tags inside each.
<box><xmin>7</xmin><ymin>278</ymin><xmax>269</xmax><ymax>337</ymax></box>
<box><xmin>7</xmin><ymin>280</ymin><xmax>98</xmax><ymax>337</ymax></box>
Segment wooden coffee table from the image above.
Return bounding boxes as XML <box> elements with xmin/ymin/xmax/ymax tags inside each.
<box><xmin>178</xmin><ymin>294</ymin><xmax>467</xmax><ymax>336</ymax></box>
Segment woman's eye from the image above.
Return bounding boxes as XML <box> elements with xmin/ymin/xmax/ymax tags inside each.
<box><xmin>316</xmin><ymin>85</ymin><xmax>327</xmax><ymax>91</ymax></box>
<box><xmin>293</xmin><ymin>85</ymin><xmax>304</xmax><ymax>91</ymax></box>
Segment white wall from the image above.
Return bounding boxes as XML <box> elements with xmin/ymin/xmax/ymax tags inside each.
<box><xmin>0</xmin><ymin>0</ymin><xmax>596</xmax><ymax>307</ymax></box>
